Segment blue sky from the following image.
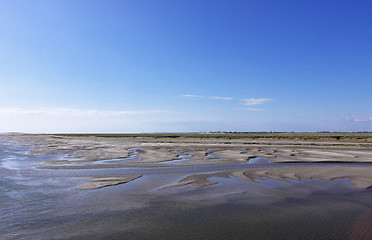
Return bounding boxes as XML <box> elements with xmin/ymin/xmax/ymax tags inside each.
<box><xmin>0</xmin><ymin>0</ymin><xmax>371</xmax><ymax>133</ymax></box>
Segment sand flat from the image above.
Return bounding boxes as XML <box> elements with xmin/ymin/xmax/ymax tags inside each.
<box><xmin>77</xmin><ymin>175</ymin><xmax>142</xmax><ymax>190</ymax></box>
<box><xmin>5</xmin><ymin>134</ymin><xmax>372</xmax><ymax>165</ymax></box>
<box><xmin>161</xmin><ymin>166</ymin><xmax>372</xmax><ymax>189</ymax></box>
<box><xmin>4</xmin><ymin>134</ymin><xmax>372</xmax><ymax>191</ymax></box>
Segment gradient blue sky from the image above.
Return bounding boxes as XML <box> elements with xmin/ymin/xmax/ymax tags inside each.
<box><xmin>0</xmin><ymin>0</ymin><xmax>371</xmax><ymax>133</ymax></box>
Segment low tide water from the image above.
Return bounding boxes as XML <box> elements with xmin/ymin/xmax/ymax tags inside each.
<box><xmin>2</xmin><ymin>138</ymin><xmax>372</xmax><ymax>240</ymax></box>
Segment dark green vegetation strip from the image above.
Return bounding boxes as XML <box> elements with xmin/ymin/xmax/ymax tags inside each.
<box><xmin>54</xmin><ymin>132</ymin><xmax>372</xmax><ymax>141</ymax></box>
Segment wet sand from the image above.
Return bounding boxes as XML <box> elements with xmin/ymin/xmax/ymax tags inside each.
<box><xmin>2</xmin><ymin>134</ymin><xmax>372</xmax><ymax>239</ymax></box>
<box><xmin>4</xmin><ymin>134</ymin><xmax>372</xmax><ymax>190</ymax></box>
<box><xmin>162</xmin><ymin>166</ymin><xmax>372</xmax><ymax>190</ymax></box>
<box><xmin>76</xmin><ymin>175</ymin><xmax>142</xmax><ymax>190</ymax></box>
<box><xmin>5</xmin><ymin>134</ymin><xmax>372</xmax><ymax>164</ymax></box>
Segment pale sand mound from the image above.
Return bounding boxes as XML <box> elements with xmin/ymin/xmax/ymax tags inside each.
<box><xmin>71</xmin><ymin>147</ymin><xmax>129</xmax><ymax>161</ymax></box>
<box><xmin>161</xmin><ymin>166</ymin><xmax>372</xmax><ymax>189</ymax></box>
<box><xmin>256</xmin><ymin>148</ymin><xmax>372</xmax><ymax>163</ymax></box>
<box><xmin>77</xmin><ymin>175</ymin><xmax>142</xmax><ymax>190</ymax></box>
<box><xmin>216</xmin><ymin>150</ymin><xmax>256</xmax><ymax>162</ymax></box>
<box><xmin>133</xmin><ymin>148</ymin><xmax>178</xmax><ymax>163</ymax></box>
<box><xmin>240</xmin><ymin>166</ymin><xmax>372</xmax><ymax>189</ymax></box>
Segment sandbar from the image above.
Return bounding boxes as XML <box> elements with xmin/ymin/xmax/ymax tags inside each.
<box><xmin>76</xmin><ymin>175</ymin><xmax>142</xmax><ymax>190</ymax></box>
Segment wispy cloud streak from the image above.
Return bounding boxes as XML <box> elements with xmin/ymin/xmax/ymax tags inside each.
<box><xmin>241</xmin><ymin>98</ymin><xmax>272</xmax><ymax>106</ymax></box>
<box><xmin>0</xmin><ymin>108</ymin><xmax>168</xmax><ymax>116</ymax></box>
<box><xmin>353</xmin><ymin>116</ymin><xmax>372</xmax><ymax>123</ymax></box>
<box><xmin>210</xmin><ymin>96</ymin><xmax>232</xmax><ymax>100</ymax></box>
<box><xmin>181</xmin><ymin>94</ymin><xmax>203</xmax><ymax>98</ymax></box>
<box><xmin>181</xmin><ymin>94</ymin><xmax>233</xmax><ymax>100</ymax></box>
<box><xmin>236</xmin><ymin>107</ymin><xmax>263</xmax><ymax>111</ymax></box>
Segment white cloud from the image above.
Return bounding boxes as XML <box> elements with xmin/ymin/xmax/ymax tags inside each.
<box><xmin>241</xmin><ymin>98</ymin><xmax>272</xmax><ymax>106</ymax></box>
<box><xmin>346</xmin><ymin>112</ymin><xmax>372</xmax><ymax>123</ymax></box>
<box><xmin>353</xmin><ymin>116</ymin><xmax>372</xmax><ymax>123</ymax></box>
<box><xmin>210</xmin><ymin>96</ymin><xmax>232</xmax><ymax>100</ymax></box>
<box><xmin>0</xmin><ymin>108</ymin><xmax>168</xmax><ymax>117</ymax></box>
<box><xmin>236</xmin><ymin>107</ymin><xmax>263</xmax><ymax>111</ymax></box>
<box><xmin>181</xmin><ymin>94</ymin><xmax>203</xmax><ymax>98</ymax></box>
<box><xmin>182</xmin><ymin>95</ymin><xmax>233</xmax><ymax>100</ymax></box>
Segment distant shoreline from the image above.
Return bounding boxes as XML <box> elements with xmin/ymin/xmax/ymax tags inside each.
<box><xmin>7</xmin><ymin>132</ymin><xmax>370</xmax><ymax>144</ymax></box>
